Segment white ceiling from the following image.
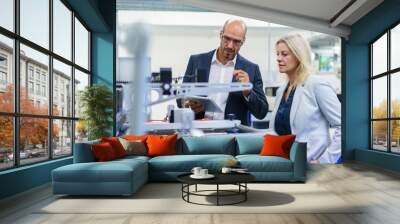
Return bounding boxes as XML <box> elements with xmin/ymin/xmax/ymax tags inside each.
<box><xmin>172</xmin><ymin>0</ymin><xmax>384</xmax><ymax>38</ymax></box>
<box><xmin>226</xmin><ymin>0</ymin><xmax>353</xmax><ymax>22</ymax></box>
<box><xmin>117</xmin><ymin>0</ymin><xmax>384</xmax><ymax>38</ymax></box>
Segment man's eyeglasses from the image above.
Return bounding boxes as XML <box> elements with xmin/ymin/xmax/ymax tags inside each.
<box><xmin>221</xmin><ymin>35</ymin><xmax>243</xmax><ymax>47</ymax></box>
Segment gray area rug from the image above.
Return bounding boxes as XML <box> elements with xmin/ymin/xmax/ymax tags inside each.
<box><xmin>38</xmin><ymin>183</ymin><xmax>362</xmax><ymax>214</ymax></box>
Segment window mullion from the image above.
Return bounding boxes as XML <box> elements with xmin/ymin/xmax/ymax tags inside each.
<box><xmin>49</xmin><ymin>0</ymin><xmax>54</xmax><ymax>160</ymax></box>
<box><xmin>388</xmin><ymin>29</ymin><xmax>391</xmax><ymax>152</ymax></box>
<box><xmin>71</xmin><ymin>10</ymin><xmax>76</xmax><ymax>154</ymax></box>
<box><xmin>13</xmin><ymin>0</ymin><xmax>20</xmax><ymax>166</ymax></box>
<box><xmin>370</xmin><ymin>45</ymin><xmax>373</xmax><ymax>149</ymax></box>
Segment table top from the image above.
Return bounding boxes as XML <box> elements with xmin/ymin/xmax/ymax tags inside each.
<box><xmin>177</xmin><ymin>172</ymin><xmax>255</xmax><ymax>185</ymax></box>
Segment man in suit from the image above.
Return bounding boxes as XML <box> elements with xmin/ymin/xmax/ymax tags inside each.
<box><xmin>181</xmin><ymin>19</ymin><xmax>268</xmax><ymax>126</ymax></box>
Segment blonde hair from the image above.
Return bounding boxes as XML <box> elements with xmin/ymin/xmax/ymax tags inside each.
<box><xmin>276</xmin><ymin>33</ymin><xmax>313</xmax><ymax>85</ymax></box>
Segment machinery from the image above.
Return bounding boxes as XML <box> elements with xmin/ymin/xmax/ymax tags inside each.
<box><xmin>118</xmin><ymin>23</ymin><xmax>253</xmax><ymax>136</ymax></box>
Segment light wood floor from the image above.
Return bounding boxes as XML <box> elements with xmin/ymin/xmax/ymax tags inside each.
<box><xmin>1</xmin><ymin>162</ymin><xmax>400</xmax><ymax>224</ymax></box>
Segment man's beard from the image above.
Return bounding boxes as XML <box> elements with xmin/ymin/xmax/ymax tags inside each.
<box><xmin>223</xmin><ymin>48</ymin><xmax>236</xmax><ymax>60</ymax></box>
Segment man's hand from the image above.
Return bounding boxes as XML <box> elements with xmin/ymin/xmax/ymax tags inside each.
<box><xmin>233</xmin><ymin>69</ymin><xmax>250</xmax><ymax>97</ymax></box>
<box><xmin>184</xmin><ymin>99</ymin><xmax>205</xmax><ymax>114</ymax></box>
<box><xmin>310</xmin><ymin>160</ymin><xmax>320</xmax><ymax>164</ymax></box>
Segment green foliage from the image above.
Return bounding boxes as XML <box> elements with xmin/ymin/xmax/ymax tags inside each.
<box><xmin>79</xmin><ymin>84</ymin><xmax>113</xmax><ymax>140</ymax></box>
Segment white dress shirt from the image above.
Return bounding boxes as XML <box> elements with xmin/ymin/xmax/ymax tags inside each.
<box><xmin>206</xmin><ymin>50</ymin><xmax>236</xmax><ymax>120</ymax></box>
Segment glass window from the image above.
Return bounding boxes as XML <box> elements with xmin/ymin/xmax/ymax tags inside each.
<box><xmin>0</xmin><ymin>116</ymin><xmax>13</xmax><ymax>170</ymax></box>
<box><xmin>372</xmin><ymin>121</ymin><xmax>388</xmax><ymax>151</ymax></box>
<box><xmin>74</xmin><ymin>69</ymin><xmax>89</xmax><ymax>118</ymax></box>
<box><xmin>28</xmin><ymin>81</ymin><xmax>34</xmax><ymax>93</ymax></box>
<box><xmin>0</xmin><ymin>54</ymin><xmax>7</xmax><ymax>67</ymax></box>
<box><xmin>53</xmin><ymin>59</ymin><xmax>72</xmax><ymax>117</ymax></box>
<box><xmin>19</xmin><ymin>117</ymin><xmax>49</xmax><ymax>165</ymax></box>
<box><xmin>28</xmin><ymin>67</ymin><xmax>34</xmax><ymax>79</ymax></box>
<box><xmin>36</xmin><ymin>83</ymin><xmax>40</xmax><ymax>95</ymax></box>
<box><xmin>41</xmin><ymin>85</ymin><xmax>46</xmax><ymax>96</ymax></box>
<box><xmin>75</xmin><ymin>18</ymin><xmax>89</xmax><ymax>70</ymax></box>
<box><xmin>75</xmin><ymin>120</ymin><xmax>88</xmax><ymax>143</ymax></box>
<box><xmin>53</xmin><ymin>0</ymin><xmax>72</xmax><ymax>60</ymax></box>
<box><xmin>371</xmin><ymin>24</ymin><xmax>400</xmax><ymax>153</ymax></box>
<box><xmin>35</xmin><ymin>70</ymin><xmax>40</xmax><ymax>80</ymax></box>
<box><xmin>0</xmin><ymin>0</ymin><xmax>14</xmax><ymax>31</ymax></box>
<box><xmin>53</xmin><ymin>119</ymin><xmax>72</xmax><ymax>158</ymax></box>
<box><xmin>0</xmin><ymin>71</ymin><xmax>7</xmax><ymax>84</ymax></box>
<box><xmin>20</xmin><ymin>44</ymin><xmax>49</xmax><ymax>115</ymax></box>
<box><xmin>0</xmin><ymin>35</ymin><xmax>13</xmax><ymax>113</ymax></box>
<box><xmin>391</xmin><ymin>72</ymin><xmax>400</xmax><ymax>118</ymax></box>
<box><xmin>372</xmin><ymin>76</ymin><xmax>387</xmax><ymax>119</ymax></box>
<box><xmin>391</xmin><ymin>120</ymin><xmax>400</xmax><ymax>153</ymax></box>
<box><xmin>391</xmin><ymin>24</ymin><xmax>400</xmax><ymax>70</ymax></box>
<box><xmin>20</xmin><ymin>0</ymin><xmax>49</xmax><ymax>49</ymax></box>
<box><xmin>0</xmin><ymin>0</ymin><xmax>91</xmax><ymax>169</ymax></box>
<box><xmin>372</xmin><ymin>34</ymin><xmax>387</xmax><ymax>76</ymax></box>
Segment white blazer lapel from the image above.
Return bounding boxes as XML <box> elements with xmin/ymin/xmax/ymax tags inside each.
<box><xmin>290</xmin><ymin>84</ymin><xmax>303</xmax><ymax>131</ymax></box>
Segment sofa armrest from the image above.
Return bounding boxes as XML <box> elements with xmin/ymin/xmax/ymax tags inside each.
<box><xmin>73</xmin><ymin>140</ymin><xmax>100</xmax><ymax>163</ymax></box>
<box><xmin>289</xmin><ymin>142</ymin><xmax>307</xmax><ymax>182</ymax></box>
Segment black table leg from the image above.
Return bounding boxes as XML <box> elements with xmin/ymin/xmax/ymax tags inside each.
<box><xmin>245</xmin><ymin>183</ymin><xmax>247</xmax><ymax>201</ymax></box>
<box><xmin>217</xmin><ymin>184</ymin><xmax>219</xmax><ymax>206</ymax></box>
<box><xmin>181</xmin><ymin>183</ymin><xmax>183</xmax><ymax>200</ymax></box>
<box><xmin>187</xmin><ymin>184</ymin><xmax>190</xmax><ymax>202</ymax></box>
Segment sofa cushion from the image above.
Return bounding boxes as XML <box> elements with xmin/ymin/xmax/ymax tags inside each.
<box><xmin>101</xmin><ymin>137</ymin><xmax>127</xmax><ymax>158</ymax></box>
<box><xmin>236</xmin><ymin>155</ymin><xmax>293</xmax><ymax>172</ymax></box>
<box><xmin>235</xmin><ymin>134</ymin><xmax>264</xmax><ymax>155</ymax></box>
<box><xmin>124</xmin><ymin>135</ymin><xmax>148</xmax><ymax>141</ymax></box>
<box><xmin>180</xmin><ymin>135</ymin><xmax>236</xmax><ymax>155</ymax></box>
<box><xmin>115</xmin><ymin>155</ymin><xmax>150</xmax><ymax>164</ymax></box>
<box><xmin>119</xmin><ymin>138</ymin><xmax>147</xmax><ymax>156</ymax></box>
<box><xmin>260</xmin><ymin>134</ymin><xmax>296</xmax><ymax>159</ymax></box>
<box><xmin>53</xmin><ymin>163</ymin><xmax>134</xmax><ymax>183</ymax></box>
<box><xmin>91</xmin><ymin>142</ymin><xmax>118</xmax><ymax>161</ymax></box>
<box><xmin>148</xmin><ymin>154</ymin><xmax>235</xmax><ymax>172</ymax></box>
<box><xmin>53</xmin><ymin>158</ymin><xmax>147</xmax><ymax>183</ymax></box>
<box><xmin>147</xmin><ymin>134</ymin><xmax>177</xmax><ymax>157</ymax></box>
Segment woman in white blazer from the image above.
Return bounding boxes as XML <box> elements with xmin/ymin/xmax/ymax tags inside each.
<box><xmin>269</xmin><ymin>34</ymin><xmax>341</xmax><ymax>164</ymax></box>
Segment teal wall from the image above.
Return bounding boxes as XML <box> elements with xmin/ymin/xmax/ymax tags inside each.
<box><xmin>0</xmin><ymin>158</ymin><xmax>72</xmax><ymax>199</ymax></box>
<box><xmin>91</xmin><ymin>0</ymin><xmax>116</xmax><ymax>135</ymax></box>
<box><xmin>345</xmin><ymin>0</ymin><xmax>400</xmax><ymax>171</ymax></box>
<box><xmin>0</xmin><ymin>0</ymin><xmax>116</xmax><ymax>200</ymax></box>
<box><xmin>92</xmin><ymin>33</ymin><xmax>114</xmax><ymax>87</ymax></box>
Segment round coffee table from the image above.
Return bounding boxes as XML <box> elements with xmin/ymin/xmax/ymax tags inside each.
<box><xmin>177</xmin><ymin>172</ymin><xmax>255</xmax><ymax>206</ymax></box>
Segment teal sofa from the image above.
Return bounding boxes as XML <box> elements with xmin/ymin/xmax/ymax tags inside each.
<box><xmin>52</xmin><ymin>134</ymin><xmax>307</xmax><ymax>196</ymax></box>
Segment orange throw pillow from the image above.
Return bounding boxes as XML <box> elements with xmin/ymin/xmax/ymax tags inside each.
<box><xmin>101</xmin><ymin>137</ymin><xmax>127</xmax><ymax>158</ymax></box>
<box><xmin>146</xmin><ymin>134</ymin><xmax>177</xmax><ymax>157</ymax></box>
<box><xmin>124</xmin><ymin>135</ymin><xmax>148</xmax><ymax>141</ymax></box>
<box><xmin>259</xmin><ymin>134</ymin><xmax>296</xmax><ymax>159</ymax></box>
<box><xmin>91</xmin><ymin>142</ymin><xmax>117</xmax><ymax>161</ymax></box>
